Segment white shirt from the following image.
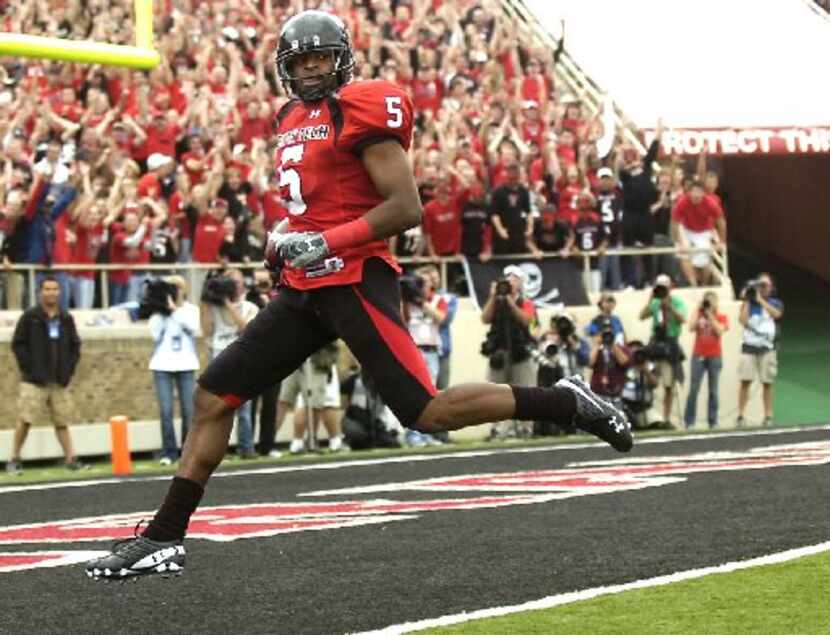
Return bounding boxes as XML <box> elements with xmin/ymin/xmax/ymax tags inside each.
<box><xmin>148</xmin><ymin>302</ymin><xmax>201</xmax><ymax>372</ymax></box>
<box><xmin>210</xmin><ymin>299</ymin><xmax>258</xmax><ymax>354</ymax></box>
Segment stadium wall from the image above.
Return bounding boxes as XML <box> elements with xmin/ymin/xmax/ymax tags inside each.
<box><xmin>721</xmin><ymin>154</ymin><xmax>830</xmax><ymax>283</ymax></box>
<box><xmin>0</xmin><ymin>287</ymin><xmax>769</xmax><ymax>458</ymax></box>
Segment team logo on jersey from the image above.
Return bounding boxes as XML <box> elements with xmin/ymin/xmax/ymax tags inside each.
<box><xmin>1</xmin><ymin>441</ymin><xmax>828</xmax><ymax>571</ymax></box>
<box><xmin>276</xmin><ymin>124</ymin><xmax>330</xmax><ymax>148</ymax></box>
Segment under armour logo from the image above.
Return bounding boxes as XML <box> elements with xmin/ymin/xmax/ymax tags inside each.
<box><xmin>609</xmin><ymin>415</ymin><xmax>627</xmax><ymax>434</ymax></box>
<box><xmin>309</xmin><ymin>109</ymin><xmax>321</xmax><ymax>119</ymax></box>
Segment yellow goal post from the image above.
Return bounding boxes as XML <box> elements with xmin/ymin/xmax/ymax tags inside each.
<box><xmin>0</xmin><ymin>0</ymin><xmax>159</xmax><ymax>70</ymax></box>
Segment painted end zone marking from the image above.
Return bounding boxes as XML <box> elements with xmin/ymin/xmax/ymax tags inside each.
<box><xmin>355</xmin><ymin>541</ymin><xmax>830</xmax><ymax>635</ymax></box>
<box><xmin>0</xmin><ymin>550</ymin><xmax>108</xmax><ymax>573</ymax></box>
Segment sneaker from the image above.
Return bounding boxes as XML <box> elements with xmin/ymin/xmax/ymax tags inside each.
<box><xmin>423</xmin><ymin>433</ymin><xmax>444</xmax><ymax>447</ymax></box>
<box><xmin>267</xmin><ymin>449</ymin><xmax>283</xmax><ymax>459</ymax></box>
<box><xmin>556</xmin><ymin>375</ymin><xmax>633</xmax><ymax>453</ymax></box>
<box><xmin>237</xmin><ymin>449</ymin><xmax>258</xmax><ymax>460</ymax></box>
<box><xmin>289</xmin><ymin>438</ymin><xmax>306</xmax><ymax>454</ymax></box>
<box><xmin>159</xmin><ymin>457</ymin><xmax>173</xmax><ymax>467</ymax></box>
<box><xmin>762</xmin><ymin>417</ymin><xmax>772</xmax><ymax>427</ymax></box>
<box><xmin>736</xmin><ymin>416</ymin><xmax>745</xmax><ymax>428</ymax></box>
<box><xmin>328</xmin><ymin>436</ymin><xmax>343</xmax><ymax>452</ymax></box>
<box><xmin>85</xmin><ymin>530</ymin><xmax>185</xmax><ymax>580</ymax></box>
<box><xmin>5</xmin><ymin>459</ymin><xmax>22</xmax><ymax>476</ymax></box>
<box><xmin>65</xmin><ymin>458</ymin><xmax>88</xmax><ymax>471</ymax></box>
<box><xmin>405</xmin><ymin>430</ymin><xmax>427</xmax><ymax>447</ymax></box>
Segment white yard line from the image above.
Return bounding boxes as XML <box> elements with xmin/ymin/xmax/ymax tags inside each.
<box><xmin>354</xmin><ymin>541</ymin><xmax>830</xmax><ymax>635</ymax></box>
<box><xmin>1</xmin><ymin>425</ymin><xmax>828</xmax><ymax>495</ymax></box>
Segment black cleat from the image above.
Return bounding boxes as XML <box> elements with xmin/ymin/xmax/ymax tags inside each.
<box><xmin>85</xmin><ymin>529</ymin><xmax>185</xmax><ymax>580</ymax></box>
<box><xmin>556</xmin><ymin>375</ymin><xmax>633</xmax><ymax>452</ymax></box>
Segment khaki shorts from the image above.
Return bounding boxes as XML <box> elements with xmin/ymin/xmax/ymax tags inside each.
<box><xmin>18</xmin><ymin>382</ymin><xmax>75</xmax><ymax>427</ymax></box>
<box><xmin>739</xmin><ymin>350</ymin><xmax>778</xmax><ymax>384</ymax></box>
<box><xmin>655</xmin><ymin>360</ymin><xmax>678</xmax><ymax>388</ymax></box>
<box><xmin>278</xmin><ymin>364</ymin><xmax>341</xmax><ymax>409</ymax></box>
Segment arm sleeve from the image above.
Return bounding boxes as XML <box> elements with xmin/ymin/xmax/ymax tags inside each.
<box><xmin>149</xmin><ymin>314</ymin><xmax>166</xmax><ymax>343</ymax></box>
<box><xmin>338</xmin><ymin>82</ymin><xmax>415</xmax><ymax>154</ymax></box>
<box><xmin>11</xmin><ymin>314</ymin><xmax>31</xmax><ymax>375</ymax></box>
<box><xmin>51</xmin><ymin>186</ymin><xmax>78</xmax><ymax>220</ymax></box>
<box><xmin>66</xmin><ymin>315</ymin><xmax>81</xmax><ymax>379</ymax></box>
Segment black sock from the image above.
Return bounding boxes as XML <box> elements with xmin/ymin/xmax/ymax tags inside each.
<box><xmin>511</xmin><ymin>385</ymin><xmax>577</xmax><ymax>423</ymax></box>
<box><xmin>142</xmin><ymin>476</ymin><xmax>204</xmax><ymax>542</ymax></box>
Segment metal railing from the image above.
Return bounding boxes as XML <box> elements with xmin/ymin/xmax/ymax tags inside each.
<box><xmin>1</xmin><ymin>244</ymin><xmax>728</xmax><ymax>309</ymax></box>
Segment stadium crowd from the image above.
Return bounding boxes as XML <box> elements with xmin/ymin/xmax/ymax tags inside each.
<box><xmin>0</xmin><ymin>0</ymin><xmax>729</xmax><ymax>314</ymax></box>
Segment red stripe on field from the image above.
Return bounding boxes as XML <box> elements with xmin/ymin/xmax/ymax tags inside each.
<box><xmin>353</xmin><ymin>288</ymin><xmax>437</xmax><ymax>399</ymax></box>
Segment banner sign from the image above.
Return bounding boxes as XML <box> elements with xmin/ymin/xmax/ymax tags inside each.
<box><xmin>643</xmin><ymin>127</ymin><xmax>830</xmax><ymax>156</ymax></box>
<box><xmin>462</xmin><ymin>257</ymin><xmax>589</xmax><ymax>310</ymax></box>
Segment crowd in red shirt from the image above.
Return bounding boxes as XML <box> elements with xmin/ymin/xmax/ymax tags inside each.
<box><xmin>0</xmin><ymin>0</ymin><xmax>726</xmax><ymax>310</ymax></box>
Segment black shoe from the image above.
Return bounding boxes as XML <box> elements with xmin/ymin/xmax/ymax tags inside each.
<box><xmin>85</xmin><ymin>526</ymin><xmax>185</xmax><ymax>580</ymax></box>
<box><xmin>556</xmin><ymin>375</ymin><xmax>633</xmax><ymax>452</ymax></box>
<box><xmin>65</xmin><ymin>458</ymin><xmax>89</xmax><ymax>471</ymax></box>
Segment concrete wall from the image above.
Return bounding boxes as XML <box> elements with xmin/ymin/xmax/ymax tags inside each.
<box><xmin>0</xmin><ymin>287</ymin><xmax>771</xmax><ymax>459</ymax></box>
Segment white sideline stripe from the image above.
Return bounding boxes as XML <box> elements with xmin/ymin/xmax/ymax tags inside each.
<box><xmin>355</xmin><ymin>541</ymin><xmax>830</xmax><ymax>635</ymax></box>
<box><xmin>1</xmin><ymin>425</ymin><xmax>828</xmax><ymax>495</ymax></box>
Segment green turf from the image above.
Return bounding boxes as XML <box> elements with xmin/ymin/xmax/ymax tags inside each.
<box><xmin>426</xmin><ymin>550</ymin><xmax>830</xmax><ymax>634</ymax></box>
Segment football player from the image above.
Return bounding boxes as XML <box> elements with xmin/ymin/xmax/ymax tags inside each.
<box><xmin>86</xmin><ymin>10</ymin><xmax>632</xmax><ymax>580</ymax></box>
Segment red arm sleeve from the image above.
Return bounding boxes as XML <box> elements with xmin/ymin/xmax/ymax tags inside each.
<box><xmin>338</xmin><ymin>81</ymin><xmax>414</xmax><ymax>154</ymax></box>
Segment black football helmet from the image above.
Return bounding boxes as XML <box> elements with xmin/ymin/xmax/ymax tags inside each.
<box><xmin>276</xmin><ymin>10</ymin><xmax>355</xmax><ymax>102</ymax></box>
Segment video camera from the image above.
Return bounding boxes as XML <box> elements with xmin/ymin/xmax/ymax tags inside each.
<box><xmin>137</xmin><ymin>278</ymin><xmax>178</xmax><ymax>320</ymax></box>
<box><xmin>399</xmin><ymin>274</ymin><xmax>426</xmax><ymax>305</ymax></box>
<box><xmin>201</xmin><ymin>272</ymin><xmax>237</xmax><ymax>306</ymax></box>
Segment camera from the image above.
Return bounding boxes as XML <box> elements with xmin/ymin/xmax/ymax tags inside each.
<box><xmin>201</xmin><ymin>273</ymin><xmax>237</xmax><ymax>306</ymax></box>
<box><xmin>137</xmin><ymin>278</ymin><xmax>178</xmax><ymax>320</ymax></box>
<box><xmin>543</xmin><ymin>342</ymin><xmax>559</xmax><ymax>357</ymax></box>
<box><xmin>601</xmin><ymin>326</ymin><xmax>615</xmax><ymax>346</ymax></box>
<box><xmin>554</xmin><ymin>315</ymin><xmax>574</xmax><ymax>339</ymax></box>
<box><xmin>742</xmin><ymin>280</ymin><xmax>760</xmax><ymax>302</ymax></box>
<box><xmin>399</xmin><ymin>274</ymin><xmax>425</xmax><ymax>305</ymax></box>
<box><xmin>653</xmin><ymin>284</ymin><xmax>669</xmax><ymax>300</ymax></box>
<box><xmin>495</xmin><ymin>277</ymin><xmax>512</xmax><ymax>296</ymax></box>
<box><xmin>701</xmin><ymin>298</ymin><xmax>711</xmax><ymax>311</ymax></box>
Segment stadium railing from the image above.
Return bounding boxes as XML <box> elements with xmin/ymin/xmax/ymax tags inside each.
<box><xmin>2</xmin><ymin>244</ymin><xmax>729</xmax><ymax>309</ymax></box>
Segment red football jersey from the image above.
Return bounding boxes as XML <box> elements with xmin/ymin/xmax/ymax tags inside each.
<box><xmin>274</xmin><ymin>80</ymin><xmax>414</xmax><ymax>290</ymax></box>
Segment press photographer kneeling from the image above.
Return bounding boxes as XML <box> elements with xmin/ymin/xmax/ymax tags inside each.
<box><xmin>638</xmin><ymin>274</ymin><xmax>687</xmax><ymax>427</ymax></box>
<box><xmin>480</xmin><ymin>265</ymin><xmax>539</xmax><ymax>438</ymax></box>
<box><xmin>532</xmin><ymin>313</ymin><xmax>589</xmax><ymax>435</ymax></box>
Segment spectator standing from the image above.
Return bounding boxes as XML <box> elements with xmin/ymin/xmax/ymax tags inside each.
<box><xmin>402</xmin><ymin>269</ymin><xmax>447</xmax><ymax>446</ymax></box>
<box><xmin>617</xmin><ymin>119</ymin><xmax>664</xmax><ymax>287</ymax></box>
<box><xmin>684</xmin><ymin>291</ymin><xmax>728</xmax><ymax>429</ymax></box>
<box><xmin>422</xmin><ymin>179</ymin><xmax>461</xmax><ymax>258</ymax></box>
<box><xmin>671</xmin><ymin>180</ymin><xmax>726</xmax><ymax>287</ymax></box>
<box><xmin>572</xmin><ymin>192</ymin><xmax>608</xmax><ymax>293</ymax></box>
<box><xmin>149</xmin><ymin>276</ymin><xmax>200</xmax><ymax>465</ymax></box>
<box><xmin>200</xmin><ymin>268</ymin><xmax>258</xmax><ymax>458</ymax></box>
<box><xmin>6</xmin><ymin>276</ymin><xmax>83</xmax><ymax>475</ymax></box>
<box><xmin>638</xmin><ymin>274</ymin><xmax>687</xmax><ymax>427</ymax></box>
<box><xmin>650</xmin><ymin>170</ymin><xmax>676</xmax><ymax>281</ymax></box>
<box><xmin>489</xmin><ymin>162</ymin><xmax>537</xmax><ymax>256</ymax></box>
<box><xmin>533</xmin><ymin>202</ymin><xmax>574</xmax><ymax>256</ymax></box>
<box><xmin>737</xmin><ymin>273</ymin><xmax>783</xmax><ymax>427</ymax></box>
<box><xmin>418</xmin><ymin>265</ymin><xmax>457</xmax><ymax>392</ymax></box>
<box><xmin>594</xmin><ymin>167</ymin><xmax>624</xmax><ymax>291</ymax></box>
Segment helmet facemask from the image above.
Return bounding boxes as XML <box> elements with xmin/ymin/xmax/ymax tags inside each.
<box><xmin>277</xmin><ymin>46</ymin><xmax>354</xmax><ymax>102</ymax></box>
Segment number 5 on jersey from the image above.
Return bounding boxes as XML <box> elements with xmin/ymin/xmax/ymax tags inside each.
<box><xmin>278</xmin><ymin>144</ymin><xmax>307</xmax><ymax>215</ymax></box>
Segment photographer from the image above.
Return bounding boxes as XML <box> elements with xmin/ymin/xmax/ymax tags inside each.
<box><xmin>401</xmin><ymin>270</ymin><xmax>447</xmax><ymax>446</ymax></box>
<box><xmin>586</xmin><ymin>293</ymin><xmax>626</xmax><ymax>342</ymax></box>
<box><xmin>481</xmin><ymin>265</ymin><xmax>539</xmax><ymax>438</ymax></box>
<box><xmin>621</xmin><ymin>340</ymin><xmax>662</xmax><ymax>430</ymax></box>
<box><xmin>638</xmin><ymin>274</ymin><xmax>687</xmax><ymax>427</ymax></box>
<box><xmin>684</xmin><ymin>291</ymin><xmax>729</xmax><ymax>429</ymax></box>
<box><xmin>534</xmin><ymin>313</ymin><xmax>589</xmax><ymax>435</ymax></box>
<box><xmin>147</xmin><ymin>276</ymin><xmax>200</xmax><ymax>465</ymax></box>
<box><xmin>737</xmin><ymin>273</ymin><xmax>783</xmax><ymax>427</ymax></box>
<box><xmin>201</xmin><ymin>268</ymin><xmax>259</xmax><ymax>458</ymax></box>
<box><xmin>588</xmin><ymin>319</ymin><xmax>631</xmax><ymax>401</ymax></box>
